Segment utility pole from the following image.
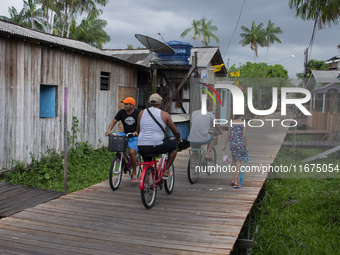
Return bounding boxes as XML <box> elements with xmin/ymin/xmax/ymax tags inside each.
<box><xmin>304</xmin><ymin>47</ymin><xmax>309</xmax><ymax>78</ymax></box>
<box><xmin>226</xmin><ymin>58</ymin><xmax>230</xmax><ymax>81</ymax></box>
<box><xmin>303</xmin><ymin>47</ymin><xmax>309</xmax><ymax>88</ymax></box>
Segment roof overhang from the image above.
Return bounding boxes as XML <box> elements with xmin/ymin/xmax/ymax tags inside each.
<box><xmin>311</xmin><ymin>83</ymin><xmax>340</xmax><ymax>94</ymax></box>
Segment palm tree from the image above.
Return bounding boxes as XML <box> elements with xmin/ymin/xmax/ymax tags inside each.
<box><xmin>64</xmin><ymin>0</ymin><xmax>108</xmax><ymax>38</ymax></box>
<box><xmin>73</xmin><ymin>12</ymin><xmax>110</xmax><ymax>49</ymax></box>
<box><xmin>289</xmin><ymin>0</ymin><xmax>340</xmax><ymax>29</ymax></box>
<box><xmin>239</xmin><ymin>21</ymin><xmax>267</xmax><ymax>62</ymax></box>
<box><xmin>199</xmin><ymin>16</ymin><xmax>219</xmax><ymax>46</ymax></box>
<box><xmin>0</xmin><ymin>6</ymin><xmax>27</xmax><ymax>26</ymax></box>
<box><xmin>23</xmin><ymin>0</ymin><xmax>44</xmax><ymax>31</ymax></box>
<box><xmin>265</xmin><ymin>20</ymin><xmax>283</xmax><ymax>61</ymax></box>
<box><xmin>180</xmin><ymin>19</ymin><xmax>202</xmax><ymax>47</ymax></box>
<box><xmin>37</xmin><ymin>0</ymin><xmax>55</xmax><ymax>33</ymax></box>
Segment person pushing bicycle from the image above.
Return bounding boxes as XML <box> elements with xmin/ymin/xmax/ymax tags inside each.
<box><xmin>137</xmin><ymin>93</ymin><xmax>181</xmax><ymax>179</ymax></box>
<box><xmin>105</xmin><ymin>97</ymin><xmax>140</xmax><ymax>182</ymax></box>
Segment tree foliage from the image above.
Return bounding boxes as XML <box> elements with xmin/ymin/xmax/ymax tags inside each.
<box><xmin>239</xmin><ymin>21</ymin><xmax>267</xmax><ymax>62</ymax></box>
<box><xmin>228</xmin><ymin>62</ymin><xmax>290</xmax><ymax>115</ymax></box>
<box><xmin>180</xmin><ymin>16</ymin><xmax>219</xmax><ymax>47</ymax></box>
<box><xmin>199</xmin><ymin>16</ymin><xmax>219</xmax><ymax>46</ymax></box>
<box><xmin>265</xmin><ymin>20</ymin><xmax>283</xmax><ymax>61</ymax></box>
<box><xmin>289</xmin><ymin>0</ymin><xmax>340</xmax><ymax>29</ymax></box>
<box><xmin>180</xmin><ymin>19</ymin><xmax>202</xmax><ymax>47</ymax></box>
<box><xmin>233</xmin><ymin>62</ymin><xmax>289</xmax><ymax>78</ymax></box>
<box><xmin>72</xmin><ymin>12</ymin><xmax>110</xmax><ymax>49</ymax></box>
<box><xmin>0</xmin><ymin>0</ymin><xmax>110</xmax><ymax>49</ymax></box>
<box><xmin>307</xmin><ymin>59</ymin><xmax>329</xmax><ymax>77</ymax></box>
<box><xmin>240</xmin><ymin>20</ymin><xmax>283</xmax><ymax>62</ymax></box>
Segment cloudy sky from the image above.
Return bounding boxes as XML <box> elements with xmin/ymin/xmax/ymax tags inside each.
<box><xmin>1</xmin><ymin>0</ymin><xmax>339</xmax><ymax>78</ymax></box>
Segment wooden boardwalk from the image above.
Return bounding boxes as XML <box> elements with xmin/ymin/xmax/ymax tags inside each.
<box><xmin>0</xmin><ymin>182</ymin><xmax>63</xmax><ymax>218</ymax></box>
<box><xmin>286</xmin><ymin>129</ymin><xmax>329</xmax><ymax>135</ymax></box>
<box><xmin>0</xmin><ymin>114</ymin><xmax>289</xmax><ymax>254</ymax></box>
<box><xmin>281</xmin><ymin>141</ymin><xmax>340</xmax><ymax>149</ymax></box>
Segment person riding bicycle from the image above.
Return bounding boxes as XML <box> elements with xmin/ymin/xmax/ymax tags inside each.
<box><xmin>105</xmin><ymin>97</ymin><xmax>140</xmax><ymax>182</ymax></box>
<box><xmin>187</xmin><ymin>100</ymin><xmax>223</xmax><ymax>161</ymax></box>
<box><xmin>137</xmin><ymin>93</ymin><xmax>181</xmax><ymax>179</ymax></box>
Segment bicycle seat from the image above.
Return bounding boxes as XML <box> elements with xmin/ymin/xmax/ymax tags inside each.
<box><xmin>142</xmin><ymin>154</ymin><xmax>159</xmax><ymax>158</ymax></box>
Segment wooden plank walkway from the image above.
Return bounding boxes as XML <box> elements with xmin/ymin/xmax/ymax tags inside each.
<box><xmin>0</xmin><ymin>182</ymin><xmax>63</xmax><ymax>218</ymax></box>
<box><xmin>281</xmin><ymin>141</ymin><xmax>340</xmax><ymax>149</ymax></box>
<box><xmin>0</xmin><ymin>114</ymin><xmax>289</xmax><ymax>254</ymax></box>
<box><xmin>286</xmin><ymin>129</ymin><xmax>329</xmax><ymax>135</ymax></box>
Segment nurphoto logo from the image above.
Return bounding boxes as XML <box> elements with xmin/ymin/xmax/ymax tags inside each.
<box><xmin>200</xmin><ymin>82</ymin><xmax>312</xmax><ymax>128</ymax></box>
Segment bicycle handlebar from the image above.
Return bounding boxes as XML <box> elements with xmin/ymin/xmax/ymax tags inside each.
<box><xmin>109</xmin><ymin>132</ymin><xmax>135</xmax><ymax>138</ymax></box>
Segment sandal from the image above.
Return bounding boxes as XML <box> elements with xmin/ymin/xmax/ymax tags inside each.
<box><xmin>131</xmin><ymin>177</ymin><xmax>138</xmax><ymax>182</ymax></box>
<box><xmin>234</xmin><ymin>184</ymin><xmax>241</xmax><ymax>188</ymax></box>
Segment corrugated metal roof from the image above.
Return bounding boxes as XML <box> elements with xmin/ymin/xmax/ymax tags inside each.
<box><xmin>190</xmin><ymin>47</ymin><xmax>218</xmax><ymax>67</ymax></box>
<box><xmin>306</xmin><ymin>70</ymin><xmax>340</xmax><ymax>90</ymax></box>
<box><xmin>311</xmin><ymin>70</ymin><xmax>340</xmax><ymax>84</ymax></box>
<box><xmin>326</xmin><ymin>55</ymin><xmax>340</xmax><ymax>63</ymax></box>
<box><xmin>104</xmin><ymin>46</ymin><xmax>227</xmax><ymax>75</ymax></box>
<box><xmin>311</xmin><ymin>83</ymin><xmax>340</xmax><ymax>94</ymax></box>
<box><xmin>103</xmin><ymin>49</ymin><xmax>151</xmax><ymax>67</ymax></box>
<box><xmin>0</xmin><ymin>20</ymin><xmax>143</xmax><ymax>68</ymax></box>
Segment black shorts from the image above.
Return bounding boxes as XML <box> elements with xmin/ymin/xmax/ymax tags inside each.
<box><xmin>138</xmin><ymin>139</ymin><xmax>177</xmax><ymax>162</ymax></box>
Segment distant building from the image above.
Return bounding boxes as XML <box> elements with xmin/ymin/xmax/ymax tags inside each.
<box><xmin>325</xmin><ymin>55</ymin><xmax>340</xmax><ymax>70</ymax></box>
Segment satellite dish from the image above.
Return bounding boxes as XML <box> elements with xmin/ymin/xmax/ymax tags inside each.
<box><xmin>135</xmin><ymin>34</ymin><xmax>175</xmax><ymax>54</ymax></box>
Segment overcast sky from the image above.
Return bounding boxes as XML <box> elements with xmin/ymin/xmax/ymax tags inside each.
<box><xmin>1</xmin><ymin>0</ymin><xmax>339</xmax><ymax>78</ymax></box>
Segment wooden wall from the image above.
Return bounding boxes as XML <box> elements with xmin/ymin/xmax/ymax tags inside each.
<box><xmin>0</xmin><ymin>37</ymin><xmax>138</xmax><ymax>168</ymax></box>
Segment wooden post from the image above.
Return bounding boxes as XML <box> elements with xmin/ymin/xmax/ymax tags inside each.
<box><xmin>153</xmin><ymin>67</ymin><xmax>157</xmax><ymax>94</ymax></box>
<box><xmin>64</xmin><ymin>88</ymin><xmax>68</xmax><ymax>195</ymax></box>
<box><xmin>163</xmin><ymin>56</ymin><xmax>196</xmax><ymax>112</ymax></box>
<box><xmin>293</xmin><ymin>110</ymin><xmax>296</xmax><ymax>148</ymax></box>
<box><xmin>322</xmin><ymin>93</ymin><xmax>325</xmax><ymax>113</ymax></box>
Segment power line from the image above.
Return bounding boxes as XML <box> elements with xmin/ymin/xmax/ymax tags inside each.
<box><xmin>223</xmin><ymin>0</ymin><xmax>246</xmax><ymax>59</ymax></box>
<box><xmin>267</xmin><ymin>50</ymin><xmax>304</xmax><ymax>64</ymax></box>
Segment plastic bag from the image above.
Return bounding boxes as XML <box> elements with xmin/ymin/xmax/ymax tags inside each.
<box><xmin>222</xmin><ymin>152</ymin><xmax>231</xmax><ymax>163</ymax></box>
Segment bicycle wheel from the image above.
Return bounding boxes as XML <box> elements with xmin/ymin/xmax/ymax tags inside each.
<box><xmin>164</xmin><ymin>164</ymin><xmax>175</xmax><ymax>194</ymax></box>
<box><xmin>136</xmin><ymin>154</ymin><xmax>142</xmax><ymax>177</ymax></box>
<box><xmin>109</xmin><ymin>154</ymin><xmax>123</xmax><ymax>191</ymax></box>
<box><xmin>129</xmin><ymin>153</ymin><xmax>141</xmax><ymax>179</ymax></box>
<box><xmin>206</xmin><ymin>147</ymin><xmax>217</xmax><ymax>175</ymax></box>
<box><xmin>141</xmin><ymin>167</ymin><xmax>157</xmax><ymax>209</ymax></box>
<box><xmin>187</xmin><ymin>152</ymin><xmax>199</xmax><ymax>184</ymax></box>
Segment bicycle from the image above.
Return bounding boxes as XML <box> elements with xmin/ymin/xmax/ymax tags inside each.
<box><xmin>139</xmin><ymin>151</ymin><xmax>176</xmax><ymax>209</ymax></box>
<box><xmin>108</xmin><ymin>132</ymin><xmax>141</xmax><ymax>191</ymax></box>
<box><xmin>187</xmin><ymin>131</ymin><xmax>218</xmax><ymax>184</ymax></box>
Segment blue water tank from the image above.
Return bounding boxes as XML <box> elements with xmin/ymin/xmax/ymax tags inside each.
<box><xmin>165</xmin><ymin>114</ymin><xmax>190</xmax><ymax>140</ymax></box>
<box><xmin>157</xmin><ymin>41</ymin><xmax>193</xmax><ymax>65</ymax></box>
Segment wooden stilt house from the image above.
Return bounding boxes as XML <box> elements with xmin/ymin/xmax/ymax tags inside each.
<box><xmin>0</xmin><ymin>20</ymin><xmax>146</xmax><ymax>168</ymax></box>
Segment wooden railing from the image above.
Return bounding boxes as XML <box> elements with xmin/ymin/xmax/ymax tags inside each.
<box><xmin>328</xmin><ymin>113</ymin><xmax>340</xmax><ymax>134</ymax></box>
<box><xmin>307</xmin><ymin>111</ymin><xmax>340</xmax><ymax>134</ymax></box>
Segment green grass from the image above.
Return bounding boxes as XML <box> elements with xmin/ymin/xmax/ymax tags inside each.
<box><xmin>248</xmin><ymin>178</ymin><xmax>340</xmax><ymax>255</ymax></box>
<box><xmin>0</xmin><ymin>142</ymin><xmax>115</xmax><ymax>193</ymax></box>
<box><xmin>0</xmin><ymin>138</ymin><xmax>186</xmax><ymax>193</ymax></box>
<box><xmin>232</xmin><ymin>135</ymin><xmax>340</xmax><ymax>254</ymax></box>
